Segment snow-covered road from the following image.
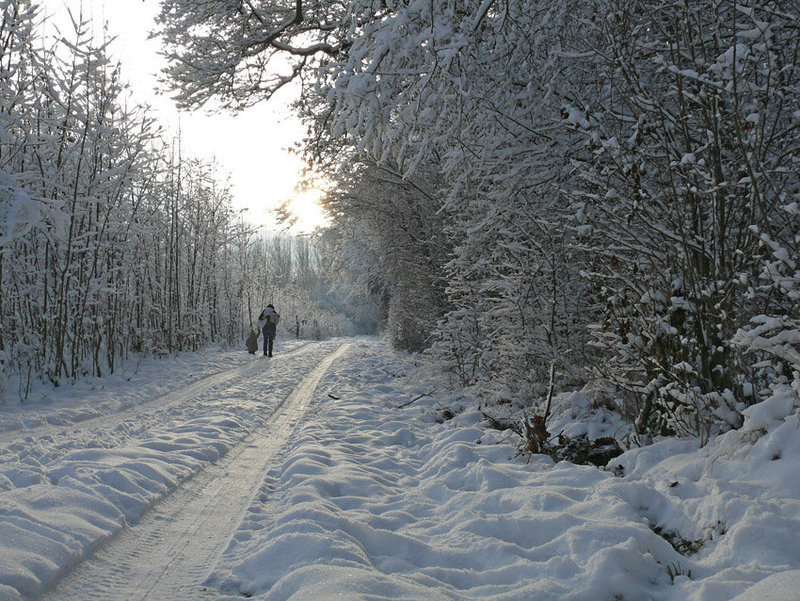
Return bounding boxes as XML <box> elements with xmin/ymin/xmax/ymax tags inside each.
<box><xmin>0</xmin><ymin>339</ymin><xmax>351</xmax><ymax>600</ymax></box>
<box><xmin>39</xmin><ymin>344</ymin><xmax>351</xmax><ymax>601</ymax></box>
<box><xmin>2</xmin><ymin>338</ymin><xmax>799</xmax><ymax>601</ymax></box>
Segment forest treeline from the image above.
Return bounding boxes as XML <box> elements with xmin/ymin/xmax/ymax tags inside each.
<box><xmin>0</xmin><ymin>1</ymin><xmax>360</xmax><ymax>400</ymax></box>
<box><xmin>157</xmin><ymin>0</ymin><xmax>799</xmax><ymax>441</ymax></box>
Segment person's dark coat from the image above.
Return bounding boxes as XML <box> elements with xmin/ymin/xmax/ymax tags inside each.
<box><xmin>258</xmin><ymin>305</ymin><xmax>280</xmax><ymax>356</ymax></box>
<box><xmin>258</xmin><ymin>306</ymin><xmax>280</xmax><ymax>335</ymax></box>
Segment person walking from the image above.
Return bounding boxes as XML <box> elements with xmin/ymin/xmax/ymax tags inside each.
<box><xmin>257</xmin><ymin>304</ymin><xmax>280</xmax><ymax>357</ymax></box>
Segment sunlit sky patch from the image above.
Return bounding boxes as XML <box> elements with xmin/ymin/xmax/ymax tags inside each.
<box><xmin>37</xmin><ymin>0</ymin><xmax>328</xmax><ymax>232</ymax></box>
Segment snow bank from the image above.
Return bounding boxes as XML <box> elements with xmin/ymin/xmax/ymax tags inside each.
<box><xmin>211</xmin><ymin>340</ymin><xmax>800</xmax><ymax>601</ymax></box>
<box><xmin>730</xmin><ymin>570</ymin><xmax>800</xmax><ymax>601</ymax></box>
<box><xmin>0</xmin><ymin>412</ymin><xmax>253</xmax><ymax>599</ymax></box>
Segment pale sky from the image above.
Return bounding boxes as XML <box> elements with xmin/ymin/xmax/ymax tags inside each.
<box><xmin>38</xmin><ymin>0</ymin><xmax>327</xmax><ymax>232</ymax></box>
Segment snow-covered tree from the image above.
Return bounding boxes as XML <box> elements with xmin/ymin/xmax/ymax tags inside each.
<box><xmin>156</xmin><ymin>0</ymin><xmax>352</xmax><ymax>110</ymax></box>
<box><xmin>567</xmin><ymin>0</ymin><xmax>800</xmax><ymax>436</ymax></box>
<box><xmin>316</xmin><ymin>158</ymin><xmax>450</xmax><ymax>351</ymax></box>
<box><xmin>0</xmin><ymin>2</ymin><xmax>351</xmax><ymax>401</ymax></box>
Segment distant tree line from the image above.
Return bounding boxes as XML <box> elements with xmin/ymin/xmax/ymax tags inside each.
<box><xmin>0</xmin><ymin>0</ymin><xmax>356</xmax><ymax>401</ymax></box>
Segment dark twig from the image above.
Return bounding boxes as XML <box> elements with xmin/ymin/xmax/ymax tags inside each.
<box><xmin>543</xmin><ymin>361</ymin><xmax>556</xmax><ymax>423</ymax></box>
<box><xmin>482</xmin><ymin>412</ymin><xmax>522</xmax><ymax>436</ymax></box>
<box><xmin>397</xmin><ymin>389</ymin><xmax>435</xmax><ymax>408</ymax></box>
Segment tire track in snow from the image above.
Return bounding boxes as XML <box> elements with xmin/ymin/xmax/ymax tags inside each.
<box><xmin>39</xmin><ymin>343</ymin><xmax>351</xmax><ymax>601</ymax></box>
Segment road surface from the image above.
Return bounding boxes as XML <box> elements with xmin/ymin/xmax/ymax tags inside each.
<box><xmin>34</xmin><ymin>343</ymin><xmax>351</xmax><ymax>601</ymax></box>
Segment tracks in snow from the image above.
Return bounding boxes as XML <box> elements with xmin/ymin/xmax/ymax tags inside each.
<box><xmin>38</xmin><ymin>343</ymin><xmax>351</xmax><ymax>601</ymax></box>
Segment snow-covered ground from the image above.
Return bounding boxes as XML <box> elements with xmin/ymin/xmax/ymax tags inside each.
<box><xmin>1</xmin><ymin>338</ymin><xmax>798</xmax><ymax>601</ymax></box>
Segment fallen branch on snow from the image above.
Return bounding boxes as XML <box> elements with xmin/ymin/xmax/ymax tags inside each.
<box><xmin>397</xmin><ymin>390</ymin><xmax>436</xmax><ymax>409</ymax></box>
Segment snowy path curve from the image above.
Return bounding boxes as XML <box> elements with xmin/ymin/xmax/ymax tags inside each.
<box><xmin>38</xmin><ymin>343</ymin><xmax>351</xmax><ymax>601</ymax></box>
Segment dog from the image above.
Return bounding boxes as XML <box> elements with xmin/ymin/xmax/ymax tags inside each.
<box><xmin>245</xmin><ymin>328</ymin><xmax>259</xmax><ymax>354</ymax></box>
